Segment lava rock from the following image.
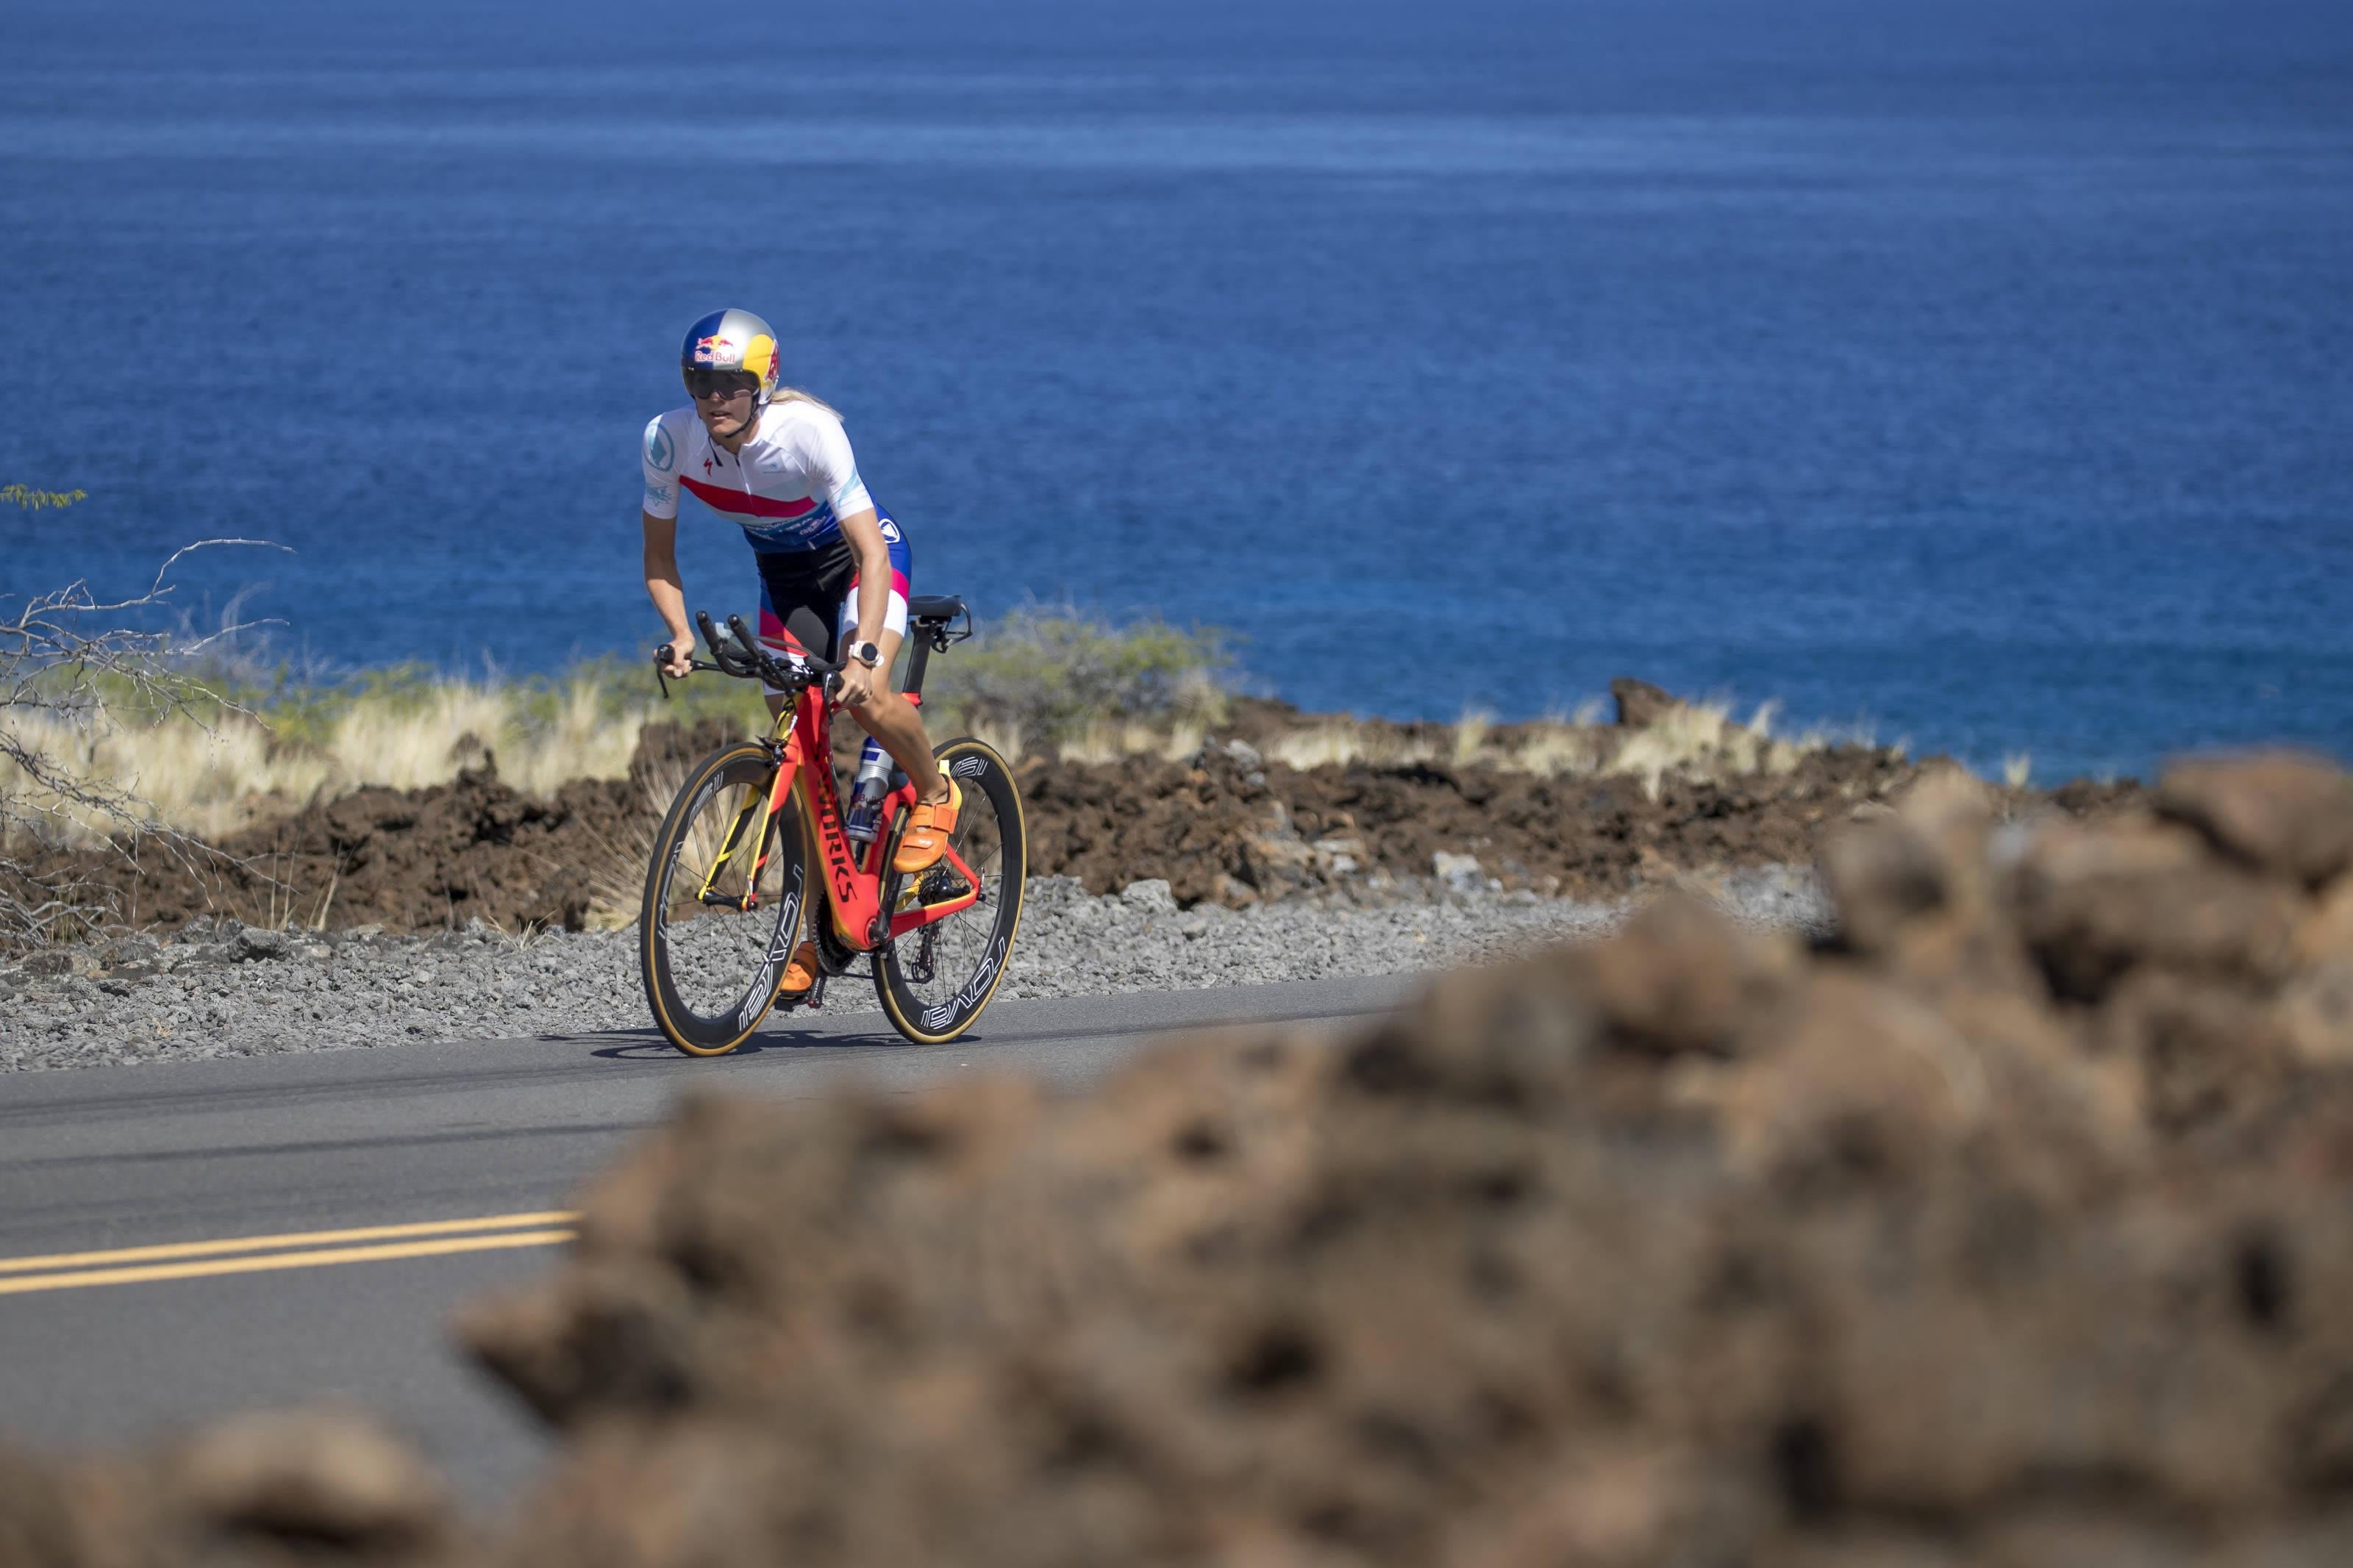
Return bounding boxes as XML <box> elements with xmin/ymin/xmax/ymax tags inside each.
<box><xmin>235</xmin><ymin>928</ymin><xmax>291</xmax><ymax>962</ymax></box>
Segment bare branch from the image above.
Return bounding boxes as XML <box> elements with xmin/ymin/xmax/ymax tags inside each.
<box><xmin>2</xmin><ymin>539</ymin><xmax>293</xmax><ymax>948</ymax></box>
<box><xmin>146</xmin><ymin>538</ymin><xmax>291</xmax><ymax>597</ymax></box>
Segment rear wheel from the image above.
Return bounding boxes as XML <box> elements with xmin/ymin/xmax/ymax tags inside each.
<box><xmin>874</xmin><ymin>739</ymin><xmax>1025</xmax><ymax>1045</ymax></box>
<box><xmin>639</xmin><ymin>742</ymin><xmax>810</xmax><ymax>1057</ymax></box>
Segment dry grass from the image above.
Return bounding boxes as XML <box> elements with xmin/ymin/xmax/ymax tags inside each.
<box><xmin>1265</xmin><ymin>696</ymin><xmax>1857</xmax><ymax>795</ymax></box>
<box><xmin>4</xmin><ymin>646</ymin><xmax>1877</xmax><ymax>855</ymax></box>
<box><xmin>1604</xmin><ymin>698</ymin><xmax>1815</xmax><ymax>801</ymax></box>
<box><xmin>577</xmin><ymin>756</ymin><xmax>685</xmax><ymax>932</ymax></box>
<box><xmin>1265</xmin><ymin>723</ymin><xmax>1436</xmax><ymax>771</ymax></box>
<box><xmin>1054</xmin><ymin>718</ymin><xmax>1206</xmax><ymax>767</ymax></box>
<box><xmin>1</xmin><ymin>673</ymin><xmax>662</xmax><ymax>848</ymax></box>
<box><xmin>1514</xmin><ymin>708</ymin><xmax>1607</xmax><ymax>776</ymax></box>
<box><xmin>4</xmin><ymin>707</ymin><xmax>329</xmax><ymax>843</ymax></box>
<box><xmin>324</xmin><ymin>673</ymin><xmax>653</xmax><ymax>797</ymax></box>
<box><xmin>1450</xmin><ymin>712</ymin><xmax>1491</xmax><ymax>768</ymax></box>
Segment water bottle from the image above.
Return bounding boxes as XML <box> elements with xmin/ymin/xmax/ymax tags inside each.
<box><xmin>843</xmin><ymin>737</ymin><xmax>894</xmax><ymax>842</ymax></box>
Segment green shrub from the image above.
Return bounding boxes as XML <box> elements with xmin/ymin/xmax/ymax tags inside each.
<box><xmin>2</xmin><ymin>485</ymin><xmax>87</xmax><ymax>511</ymax></box>
<box><xmin>922</xmin><ymin>608</ymin><xmax>1230</xmax><ymax>751</ymax></box>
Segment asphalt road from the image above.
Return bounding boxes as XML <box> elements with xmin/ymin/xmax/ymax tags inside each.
<box><xmin>0</xmin><ymin>975</ymin><xmax>1410</xmax><ymax>1511</ymax></box>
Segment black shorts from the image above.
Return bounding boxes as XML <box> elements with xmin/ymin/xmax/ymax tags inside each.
<box><xmin>751</xmin><ymin>520</ymin><xmax>913</xmax><ymax>681</ymax></box>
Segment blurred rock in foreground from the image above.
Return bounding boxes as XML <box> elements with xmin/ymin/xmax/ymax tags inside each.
<box><xmin>0</xmin><ymin>1408</ymin><xmax>460</xmax><ymax>1568</ymax></box>
<box><xmin>15</xmin><ymin>750</ymin><xmax>2353</xmax><ymax>1566</ymax></box>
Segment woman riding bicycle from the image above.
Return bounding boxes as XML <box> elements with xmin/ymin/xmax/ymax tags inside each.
<box><xmin>640</xmin><ymin>307</ymin><xmax>957</xmax><ymax>989</ymax></box>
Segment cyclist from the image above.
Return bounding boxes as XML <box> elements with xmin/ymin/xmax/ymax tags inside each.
<box><xmin>640</xmin><ymin>308</ymin><xmax>958</xmax><ymax>988</ymax></box>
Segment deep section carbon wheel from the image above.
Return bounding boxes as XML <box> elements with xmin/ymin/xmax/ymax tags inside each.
<box><xmin>874</xmin><ymin>739</ymin><xmax>1026</xmax><ymax>1045</ymax></box>
<box><xmin>639</xmin><ymin>742</ymin><xmax>810</xmax><ymax>1057</ymax></box>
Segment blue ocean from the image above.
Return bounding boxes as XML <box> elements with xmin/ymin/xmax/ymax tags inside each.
<box><xmin>4</xmin><ymin>0</ymin><xmax>2349</xmax><ymax>781</ymax></box>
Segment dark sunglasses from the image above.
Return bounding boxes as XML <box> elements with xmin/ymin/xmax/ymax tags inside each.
<box><xmin>685</xmin><ymin>368</ymin><xmax>759</xmax><ymax>401</ymax></box>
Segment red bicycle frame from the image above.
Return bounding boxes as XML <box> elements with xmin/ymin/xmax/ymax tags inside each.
<box><xmin>738</xmin><ymin>683</ymin><xmax>982</xmax><ymax>948</ymax></box>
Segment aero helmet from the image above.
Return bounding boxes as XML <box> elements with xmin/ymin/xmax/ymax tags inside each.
<box><xmin>679</xmin><ymin>308</ymin><xmax>783</xmax><ymax>405</ymax></box>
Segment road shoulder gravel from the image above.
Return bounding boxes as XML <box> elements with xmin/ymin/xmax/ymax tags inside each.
<box><xmin>0</xmin><ymin>870</ymin><xmax>1831</xmax><ymax>1073</ymax></box>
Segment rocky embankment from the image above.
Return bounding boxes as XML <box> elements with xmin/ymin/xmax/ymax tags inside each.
<box><xmin>15</xmin><ymin>684</ymin><xmax>2130</xmax><ymax>939</ymax></box>
<box><xmin>7</xmin><ymin>750</ymin><xmax>2353</xmax><ymax>1564</ymax></box>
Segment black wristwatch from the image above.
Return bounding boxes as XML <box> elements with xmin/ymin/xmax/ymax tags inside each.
<box><xmin>844</xmin><ymin>640</ymin><xmax>883</xmax><ymax>668</ymax></box>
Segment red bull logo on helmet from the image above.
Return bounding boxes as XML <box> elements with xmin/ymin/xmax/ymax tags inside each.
<box><xmin>692</xmin><ymin>334</ymin><xmax>736</xmax><ymax>365</ymax></box>
<box><xmin>741</xmin><ymin>334</ymin><xmax>778</xmax><ymax>382</ymax></box>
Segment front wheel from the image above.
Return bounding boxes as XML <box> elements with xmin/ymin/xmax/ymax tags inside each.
<box><xmin>640</xmin><ymin>742</ymin><xmax>810</xmax><ymax>1057</ymax></box>
<box><xmin>874</xmin><ymin>739</ymin><xmax>1026</xmax><ymax>1045</ymax></box>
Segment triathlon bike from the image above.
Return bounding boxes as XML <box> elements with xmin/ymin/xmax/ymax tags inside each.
<box><xmin>638</xmin><ymin>596</ymin><xmax>1024</xmax><ymax>1056</ymax></box>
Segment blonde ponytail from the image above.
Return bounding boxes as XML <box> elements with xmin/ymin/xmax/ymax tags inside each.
<box><xmin>771</xmin><ymin>387</ymin><xmax>841</xmax><ymax>418</ymax></box>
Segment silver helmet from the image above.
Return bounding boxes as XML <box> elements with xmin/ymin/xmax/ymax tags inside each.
<box><xmin>679</xmin><ymin>307</ymin><xmax>783</xmax><ymax>406</ymax></box>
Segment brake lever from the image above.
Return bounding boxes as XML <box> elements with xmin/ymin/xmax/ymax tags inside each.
<box><xmin>653</xmin><ymin>644</ymin><xmax>726</xmax><ymax>701</ymax></box>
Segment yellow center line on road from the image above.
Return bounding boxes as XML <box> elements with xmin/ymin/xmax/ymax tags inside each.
<box><xmin>0</xmin><ymin>1229</ymin><xmax>577</xmax><ymax>1297</ymax></box>
<box><xmin>0</xmin><ymin>1211</ymin><xmax>582</xmax><ymax>1275</ymax></box>
<box><xmin>0</xmin><ymin>1211</ymin><xmax>582</xmax><ymax>1297</ymax></box>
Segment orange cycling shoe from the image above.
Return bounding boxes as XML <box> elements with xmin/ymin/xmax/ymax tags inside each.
<box><xmin>892</xmin><ymin>781</ymin><xmax>961</xmax><ymax>874</ymax></box>
<box><xmin>776</xmin><ymin>940</ymin><xmax>821</xmax><ymax>999</ymax></box>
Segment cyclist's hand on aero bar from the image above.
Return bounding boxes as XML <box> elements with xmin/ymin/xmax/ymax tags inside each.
<box><xmin>658</xmin><ymin>637</ymin><xmax>696</xmax><ymax>680</ymax></box>
<box><xmin>834</xmin><ymin>656</ymin><xmax>879</xmax><ymax>709</ymax></box>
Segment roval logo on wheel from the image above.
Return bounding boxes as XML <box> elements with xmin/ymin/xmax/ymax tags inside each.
<box><xmin>763</xmin><ymin>878</ymin><xmax>803</xmax><ymax>963</ymax></box>
<box><xmin>922</xmin><ymin>1005</ymin><xmax>954</xmax><ymax>1031</ymax></box>
<box><xmin>737</xmin><ymin>868</ymin><xmax>806</xmax><ymax>1027</ymax></box>
<box><xmin>951</xmin><ymin>756</ymin><xmax>988</xmax><ymax>779</ymax></box>
<box><xmin>949</xmin><ymin>937</ymin><xmax>1006</xmax><ymax>1014</ymax></box>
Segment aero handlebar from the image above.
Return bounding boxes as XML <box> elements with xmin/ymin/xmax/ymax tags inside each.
<box><xmin>652</xmin><ymin>611</ymin><xmax>842</xmax><ymax>701</ymax></box>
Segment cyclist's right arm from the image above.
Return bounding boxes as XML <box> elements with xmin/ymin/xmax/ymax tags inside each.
<box><xmin>642</xmin><ymin>415</ymin><xmax>694</xmax><ymax>678</ymax></box>
<box><xmin>643</xmin><ymin>512</ymin><xmax>693</xmax><ymax>676</ymax></box>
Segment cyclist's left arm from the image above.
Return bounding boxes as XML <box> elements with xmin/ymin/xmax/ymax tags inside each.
<box><xmin>835</xmin><ymin>505</ymin><xmax>892</xmax><ymax>704</ymax></box>
<box><xmin>803</xmin><ymin>412</ymin><xmax>891</xmax><ymax>701</ymax></box>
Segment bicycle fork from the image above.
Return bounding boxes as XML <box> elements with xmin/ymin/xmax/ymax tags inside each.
<box><xmin>696</xmin><ymin>762</ymin><xmax>835</xmax><ymax>1012</ymax></box>
<box><xmin>697</xmin><ymin>751</ymin><xmax>796</xmax><ymax>912</ymax></box>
